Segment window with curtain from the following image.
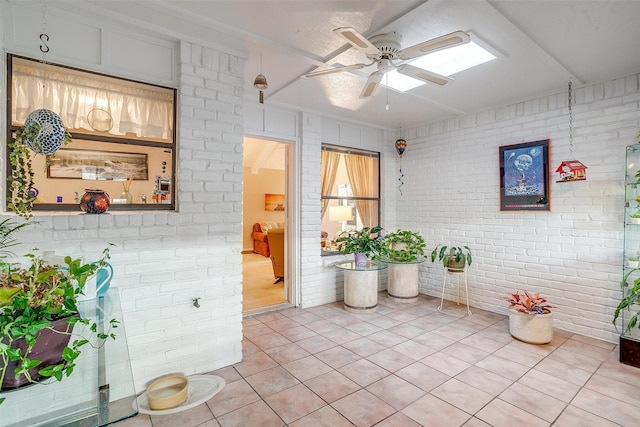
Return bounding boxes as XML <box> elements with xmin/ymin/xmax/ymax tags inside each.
<box><xmin>7</xmin><ymin>55</ymin><xmax>176</xmax><ymax>211</ymax></box>
<box><xmin>320</xmin><ymin>144</ymin><xmax>380</xmax><ymax>254</ymax></box>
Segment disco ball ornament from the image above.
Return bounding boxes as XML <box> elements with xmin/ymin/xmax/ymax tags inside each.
<box><xmin>24</xmin><ymin>109</ymin><xmax>66</xmax><ymax>155</ymax></box>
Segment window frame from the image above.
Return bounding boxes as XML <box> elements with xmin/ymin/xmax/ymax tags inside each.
<box><xmin>321</xmin><ymin>144</ymin><xmax>381</xmax><ymax>255</ymax></box>
<box><xmin>5</xmin><ymin>54</ymin><xmax>177</xmax><ymax>212</ymax></box>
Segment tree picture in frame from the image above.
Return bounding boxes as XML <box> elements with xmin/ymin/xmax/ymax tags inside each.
<box><xmin>499</xmin><ymin>139</ymin><xmax>550</xmax><ymax>211</ymax></box>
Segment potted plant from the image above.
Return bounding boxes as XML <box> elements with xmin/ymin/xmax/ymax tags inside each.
<box><xmin>383</xmin><ymin>229</ymin><xmax>427</xmax><ymax>303</ymax></box>
<box><xmin>614</xmin><ymin>268</ymin><xmax>640</xmax><ymax>340</ymax></box>
<box><xmin>335</xmin><ymin>226</ymin><xmax>386</xmax><ymax>267</ymax></box>
<box><xmin>503</xmin><ymin>290</ymin><xmax>553</xmax><ymax>344</ymax></box>
<box><xmin>8</xmin><ymin>121</ymin><xmax>72</xmax><ymax>219</ymax></box>
<box><xmin>431</xmin><ymin>244</ymin><xmax>472</xmax><ymax>272</ymax></box>
<box><xmin>629</xmin><ymin>257</ymin><xmax>640</xmax><ymax>268</ymax></box>
<box><xmin>0</xmin><ymin>246</ymin><xmax>117</xmax><ymax>403</ymax></box>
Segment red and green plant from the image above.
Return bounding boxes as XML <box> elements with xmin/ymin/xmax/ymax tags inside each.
<box><xmin>504</xmin><ymin>290</ymin><xmax>552</xmax><ymax>314</ymax></box>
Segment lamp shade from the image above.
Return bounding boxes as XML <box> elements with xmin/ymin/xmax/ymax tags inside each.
<box><xmin>329</xmin><ymin>205</ymin><xmax>353</xmax><ymax>221</ymax></box>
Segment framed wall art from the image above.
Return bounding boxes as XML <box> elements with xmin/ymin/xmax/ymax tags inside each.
<box><xmin>265</xmin><ymin>193</ymin><xmax>285</xmax><ymax>211</ymax></box>
<box><xmin>499</xmin><ymin>139</ymin><xmax>550</xmax><ymax>211</ymax></box>
<box><xmin>47</xmin><ymin>148</ymin><xmax>148</xmax><ymax>180</ymax></box>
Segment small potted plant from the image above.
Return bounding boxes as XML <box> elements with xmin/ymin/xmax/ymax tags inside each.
<box><xmin>629</xmin><ymin>256</ymin><xmax>640</xmax><ymax>268</ymax></box>
<box><xmin>383</xmin><ymin>229</ymin><xmax>427</xmax><ymax>302</ymax></box>
<box><xmin>335</xmin><ymin>226</ymin><xmax>386</xmax><ymax>267</ymax></box>
<box><xmin>431</xmin><ymin>244</ymin><xmax>472</xmax><ymax>272</ymax></box>
<box><xmin>503</xmin><ymin>290</ymin><xmax>553</xmax><ymax>344</ymax></box>
<box><xmin>0</xmin><ymin>246</ymin><xmax>117</xmax><ymax>403</ymax></box>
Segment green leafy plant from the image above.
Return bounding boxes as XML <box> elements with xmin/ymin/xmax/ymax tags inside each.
<box><xmin>0</xmin><ymin>246</ymin><xmax>116</xmax><ymax>404</ymax></box>
<box><xmin>503</xmin><ymin>290</ymin><xmax>552</xmax><ymax>314</ymax></box>
<box><xmin>383</xmin><ymin>229</ymin><xmax>427</xmax><ymax>262</ymax></box>
<box><xmin>431</xmin><ymin>244</ymin><xmax>472</xmax><ymax>268</ymax></box>
<box><xmin>8</xmin><ymin>122</ymin><xmax>72</xmax><ymax>219</ymax></box>
<box><xmin>614</xmin><ymin>268</ymin><xmax>640</xmax><ymax>335</ymax></box>
<box><xmin>335</xmin><ymin>226</ymin><xmax>386</xmax><ymax>259</ymax></box>
<box><xmin>0</xmin><ymin>218</ymin><xmax>30</xmax><ymax>262</ymax></box>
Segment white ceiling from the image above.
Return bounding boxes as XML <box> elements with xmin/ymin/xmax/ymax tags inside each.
<box><xmin>40</xmin><ymin>0</ymin><xmax>640</xmax><ymax>129</ymax></box>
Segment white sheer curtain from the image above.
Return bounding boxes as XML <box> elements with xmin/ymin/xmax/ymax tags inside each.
<box><xmin>12</xmin><ymin>60</ymin><xmax>173</xmax><ymax>140</ymax></box>
<box><xmin>344</xmin><ymin>155</ymin><xmax>374</xmax><ymax>228</ymax></box>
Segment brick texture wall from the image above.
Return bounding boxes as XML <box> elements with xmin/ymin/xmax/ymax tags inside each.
<box><xmin>398</xmin><ymin>74</ymin><xmax>640</xmax><ymax>343</ymax></box>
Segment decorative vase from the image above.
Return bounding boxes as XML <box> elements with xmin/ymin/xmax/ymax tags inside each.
<box><xmin>354</xmin><ymin>252</ymin><xmax>368</xmax><ymax>268</ymax></box>
<box><xmin>120</xmin><ymin>190</ymin><xmax>133</xmax><ymax>204</ymax></box>
<box><xmin>1</xmin><ymin>315</ymin><xmax>77</xmax><ymax>390</ymax></box>
<box><xmin>23</xmin><ymin>109</ymin><xmax>67</xmax><ymax>155</ymax></box>
<box><xmin>80</xmin><ymin>189</ymin><xmax>110</xmax><ymax>214</ymax></box>
<box><xmin>508</xmin><ymin>309</ymin><xmax>553</xmax><ymax>344</ymax></box>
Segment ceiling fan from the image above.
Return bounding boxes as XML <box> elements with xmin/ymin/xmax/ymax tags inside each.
<box><xmin>302</xmin><ymin>27</ymin><xmax>470</xmax><ymax>99</ymax></box>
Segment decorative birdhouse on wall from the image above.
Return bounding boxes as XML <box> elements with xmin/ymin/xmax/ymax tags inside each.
<box><xmin>555</xmin><ymin>160</ymin><xmax>587</xmax><ymax>182</ymax></box>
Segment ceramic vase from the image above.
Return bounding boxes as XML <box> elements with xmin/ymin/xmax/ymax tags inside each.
<box><xmin>80</xmin><ymin>189</ymin><xmax>110</xmax><ymax>214</ymax></box>
<box><xmin>354</xmin><ymin>253</ymin><xmax>367</xmax><ymax>268</ymax></box>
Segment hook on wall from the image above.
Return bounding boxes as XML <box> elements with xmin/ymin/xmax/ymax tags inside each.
<box><xmin>192</xmin><ymin>297</ymin><xmax>201</xmax><ymax>308</ymax></box>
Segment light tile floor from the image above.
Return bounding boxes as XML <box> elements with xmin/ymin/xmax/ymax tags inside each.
<box><xmin>114</xmin><ymin>294</ymin><xmax>640</xmax><ymax>427</ymax></box>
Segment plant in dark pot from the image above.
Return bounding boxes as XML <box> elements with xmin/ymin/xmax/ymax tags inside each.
<box><xmin>335</xmin><ymin>226</ymin><xmax>386</xmax><ymax>267</ymax></box>
<box><xmin>431</xmin><ymin>244</ymin><xmax>472</xmax><ymax>272</ymax></box>
<box><xmin>503</xmin><ymin>290</ymin><xmax>553</xmax><ymax>344</ymax></box>
<box><xmin>0</xmin><ymin>245</ymin><xmax>117</xmax><ymax>404</ymax></box>
<box><xmin>383</xmin><ymin>229</ymin><xmax>427</xmax><ymax>303</ymax></box>
<box><xmin>615</xmin><ymin>268</ymin><xmax>640</xmax><ymax>367</ymax></box>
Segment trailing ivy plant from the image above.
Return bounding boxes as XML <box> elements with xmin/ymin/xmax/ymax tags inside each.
<box><xmin>7</xmin><ymin>122</ymin><xmax>71</xmax><ymax>219</ymax></box>
<box><xmin>383</xmin><ymin>229</ymin><xmax>427</xmax><ymax>262</ymax></box>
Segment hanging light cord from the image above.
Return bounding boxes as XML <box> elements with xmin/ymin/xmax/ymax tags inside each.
<box><xmin>568</xmin><ymin>81</ymin><xmax>574</xmax><ymax>158</ymax></box>
<box><xmin>39</xmin><ymin>0</ymin><xmax>50</xmax><ymax>110</ymax></box>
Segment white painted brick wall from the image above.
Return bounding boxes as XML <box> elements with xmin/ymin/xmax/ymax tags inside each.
<box><xmin>398</xmin><ymin>73</ymin><xmax>640</xmax><ymax>343</ymax></box>
<box><xmin>0</xmin><ymin>40</ymin><xmax>245</xmax><ymax>403</ymax></box>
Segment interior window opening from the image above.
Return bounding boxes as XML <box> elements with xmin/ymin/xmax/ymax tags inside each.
<box><xmin>7</xmin><ymin>55</ymin><xmax>176</xmax><ymax>212</ymax></box>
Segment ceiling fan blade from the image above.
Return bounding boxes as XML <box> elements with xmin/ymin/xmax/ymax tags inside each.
<box><xmin>334</xmin><ymin>27</ymin><xmax>380</xmax><ymax>56</ymax></box>
<box><xmin>397</xmin><ymin>64</ymin><xmax>453</xmax><ymax>86</ymax></box>
<box><xmin>397</xmin><ymin>31</ymin><xmax>470</xmax><ymax>60</ymax></box>
<box><xmin>359</xmin><ymin>71</ymin><xmax>384</xmax><ymax>99</ymax></box>
<box><xmin>302</xmin><ymin>63</ymin><xmax>367</xmax><ymax>78</ymax></box>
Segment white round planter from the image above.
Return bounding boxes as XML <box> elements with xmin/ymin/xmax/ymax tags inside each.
<box><xmin>508</xmin><ymin>309</ymin><xmax>553</xmax><ymax>344</ymax></box>
<box><xmin>387</xmin><ymin>263</ymin><xmax>419</xmax><ymax>303</ymax></box>
<box><xmin>629</xmin><ymin>260</ymin><xmax>640</xmax><ymax>268</ymax></box>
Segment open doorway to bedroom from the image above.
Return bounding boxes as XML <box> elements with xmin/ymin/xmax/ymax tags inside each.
<box><xmin>242</xmin><ymin>136</ymin><xmax>289</xmax><ymax>314</ymax></box>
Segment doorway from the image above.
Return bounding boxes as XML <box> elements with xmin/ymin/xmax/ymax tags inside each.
<box><xmin>242</xmin><ymin>136</ymin><xmax>291</xmax><ymax>314</ymax></box>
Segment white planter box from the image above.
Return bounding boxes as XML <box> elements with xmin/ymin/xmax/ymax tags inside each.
<box><xmin>508</xmin><ymin>309</ymin><xmax>553</xmax><ymax>344</ymax></box>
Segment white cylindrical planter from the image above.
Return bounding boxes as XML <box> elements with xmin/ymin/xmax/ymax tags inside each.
<box><xmin>343</xmin><ymin>269</ymin><xmax>379</xmax><ymax>313</ymax></box>
<box><xmin>508</xmin><ymin>309</ymin><xmax>553</xmax><ymax>344</ymax></box>
<box><xmin>387</xmin><ymin>263</ymin><xmax>419</xmax><ymax>303</ymax></box>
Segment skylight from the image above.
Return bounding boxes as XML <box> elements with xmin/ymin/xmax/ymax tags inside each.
<box><xmin>382</xmin><ymin>36</ymin><xmax>497</xmax><ymax>92</ymax></box>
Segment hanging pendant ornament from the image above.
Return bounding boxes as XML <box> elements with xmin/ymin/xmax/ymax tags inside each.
<box><xmin>24</xmin><ymin>109</ymin><xmax>66</xmax><ymax>155</ymax></box>
<box><xmin>23</xmin><ymin>0</ymin><xmax>68</xmax><ymax>155</ymax></box>
<box><xmin>395</xmin><ymin>138</ymin><xmax>407</xmax><ymax>195</ymax></box>
<box><xmin>253</xmin><ymin>73</ymin><xmax>268</xmax><ymax>104</ymax></box>
<box><xmin>556</xmin><ymin>81</ymin><xmax>587</xmax><ymax>182</ymax></box>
